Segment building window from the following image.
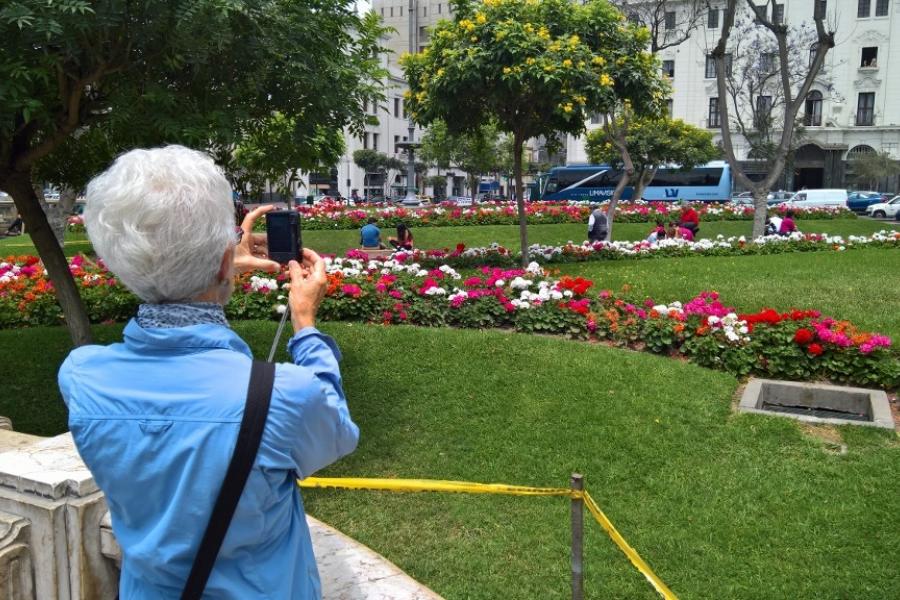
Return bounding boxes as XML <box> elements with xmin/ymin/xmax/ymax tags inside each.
<box><xmin>438</xmin><ymin>3</ymin><xmax>441</xmax><ymax>14</ymax></box>
<box><xmin>705</xmin><ymin>54</ymin><xmax>731</xmax><ymax>78</ymax></box>
<box><xmin>419</xmin><ymin>26</ymin><xmax>429</xmax><ymax>41</ymax></box>
<box><xmin>804</xmin><ymin>91</ymin><xmax>823</xmax><ymax>126</ymax></box>
<box><xmin>380</xmin><ymin>7</ymin><xmax>383</xmax><ymax>16</ymax></box>
<box><xmin>861</xmin><ymin>47</ymin><xmax>878</xmax><ymax>67</ymax></box>
<box><xmin>394</xmin><ymin>97</ymin><xmax>400</xmax><ymax>118</ymax></box>
<box><xmin>809</xmin><ymin>43</ymin><xmax>819</xmax><ymax>67</ymax></box>
<box><xmin>372</xmin><ymin>133</ymin><xmax>379</xmax><ymax>151</ymax></box>
<box><xmin>423</xmin><ymin>6</ymin><xmax>427</xmax><ymax>17</ymax></box>
<box><xmin>858</xmin><ymin>0</ymin><xmax>871</xmax><ymax>18</ymax></box>
<box><xmin>666</xmin><ymin>99</ymin><xmax>674</xmax><ymax>117</ymax></box>
<box><xmin>755</xmin><ymin>95</ymin><xmax>772</xmax><ymax>129</ymax></box>
<box><xmin>389</xmin><ymin>6</ymin><xmax>393</xmax><ymax>17</ymax></box>
<box><xmin>394</xmin><ymin>135</ymin><xmax>400</xmax><ymax>153</ymax></box>
<box><xmin>708</xmin><ymin>8</ymin><xmax>719</xmax><ymax>28</ymax></box>
<box><xmin>664</xmin><ymin>11</ymin><xmax>676</xmax><ymax>30</ymax></box>
<box><xmin>399</xmin><ymin>6</ymin><xmax>403</xmax><ymax>16</ymax></box>
<box><xmin>856</xmin><ymin>92</ymin><xmax>875</xmax><ymax>126</ymax></box>
<box><xmin>752</xmin><ymin>3</ymin><xmax>767</xmax><ymax>22</ymax></box>
<box><xmin>363</xmin><ymin>132</ymin><xmax>369</xmax><ymax>150</ymax></box>
<box><xmin>814</xmin><ymin>1</ymin><xmax>827</xmax><ymax>19</ymax></box>
<box><xmin>875</xmin><ymin>0</ymin><xmax>889</xmax><ymax>16</ymax></box>
<box><xmin>590</xmin><ymin>112</ymin><xmax>602</xmax><ymax>125</ymax></box>
<box><xmin>708</xmin><ymin>98</ymin><xmax>721</xmax><ymax>128</ymax></box>
<box><xmin>773</xmin><ymin>3</ymin><xmax>785</xmax><ymax>24</ymax></box>
<box><xmin>662</xmin><ymin>60</ymin><xmax>675</xmax><ymax>78</ymax></box>
<box><xmin>760</xmin><ymin>52</ymin><xmax>776</xmax><ymax>72</ymax></box>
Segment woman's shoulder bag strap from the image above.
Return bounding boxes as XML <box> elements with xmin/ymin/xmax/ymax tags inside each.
<box><xmin>180</xmin><ymin>359</ymin><xmax>276</xmax><ymax>600</ymax></box>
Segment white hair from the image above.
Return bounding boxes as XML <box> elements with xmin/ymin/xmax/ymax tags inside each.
<box><xmin>84</xmin><ymin>145</ymin><xmax>234</xmax><ymax>303</ymax></box>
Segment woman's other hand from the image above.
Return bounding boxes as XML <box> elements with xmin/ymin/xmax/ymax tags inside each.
<box><xmin>288</xmin><ymin>249</ymin><xmax>327</xmax><ymax>332</ymax></box>
<box><xmin>234</xmin><ymin>205</ymin><xmax>281</xmax><ymax>274</ymax></box>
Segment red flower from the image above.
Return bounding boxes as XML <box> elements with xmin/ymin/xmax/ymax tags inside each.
<box><xmin>808</xmin><ymin>343</ymin><xmax>824</xmax><ymax>356</ymax></box>
<box><xmin>794</xmin><ymin>328</ymin><xmax>814</xmax><ymax>345</ymax></box>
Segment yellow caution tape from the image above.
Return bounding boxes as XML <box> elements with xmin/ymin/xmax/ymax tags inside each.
<box><xmin>299</xmin><ymin>476</ymin><xmax>677</xmax><ymax>600</ymax></box>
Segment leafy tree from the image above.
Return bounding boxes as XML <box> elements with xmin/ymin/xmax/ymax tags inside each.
<box><xmin>1</xmin><ymin>0</ymin><xmax>385</xmax><ymax>345</ymax></box>
<box><xmin>713</xmin><ymin>0</ymin><xmax>835</xmax><ymax>237</ymax></box>
<box><xmin>420</xmin><ymin>120</ymin><xmax>501</xmax><ymax>197</ymax></box>
<box><xmin>227</xmin><ymin>116</ymin><xmax>345</xmax><ymax>206</ymax></box>
<box><xmin>402</xmin><ymin>0</ymin><xmax>666</xmax><ymax>265</ymax></box>
<box><xmin>585</xmin><ymin>116</ymin><xmax>718</xmax><ymax>202</ymax></box>
<box><xmin>849</xmin><ymin>151</ymin><xmax>900</xmax><ymax>191</ymax></box>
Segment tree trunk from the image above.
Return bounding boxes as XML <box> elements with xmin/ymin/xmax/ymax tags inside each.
<box><xmin>4</xmin><ymin>170</ymin><xmax>93</xmax><ymax>346</ymax></box>
<box><xmin>513</xmin><ymin>131</ymin><xmax>529</xmax><ymax>267</ymax></box>
<box><xmin>39</xmin><ymin>186</ymin><xmax>78</xmax><ymax>246</ymax></box>
<box><xmin>632</xmin><ymin>167</ymin><xmax>656</xmax><ymax>204</ymax></box>
<box><xmin>752</xmin><ymin>190</ymin><xmax>768</xmax><ymax>238</ymax></box>
<box><xmin>606</xmin><ymin>128</ymin><xmax>635</xmax><ymax>242</ymax></box>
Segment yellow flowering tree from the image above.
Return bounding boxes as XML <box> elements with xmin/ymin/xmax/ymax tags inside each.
<box><xmin>402</xmin><ymin>0</ymin><xmax>667</xmax><ymax>263</ymax></box>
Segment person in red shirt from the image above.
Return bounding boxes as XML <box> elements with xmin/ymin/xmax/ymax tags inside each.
<box><xmin>678</xmin><ymin>202</ymin><xmax>700</xmax><ymax>236</ymax></box>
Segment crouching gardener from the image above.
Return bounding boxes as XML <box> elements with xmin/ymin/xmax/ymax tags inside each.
<box><xmin>58</xmin><ymin>146</ymin><xmax>359</xmax><ymax>599</ymax></box>
<box><xmin>587</xmin><ymin>204</ymin><xmax>608</xmax><ymax>242</ymax></box>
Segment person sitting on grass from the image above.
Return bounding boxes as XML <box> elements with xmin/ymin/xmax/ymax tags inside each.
<box><xmin>3</xmin><ymin>216</ymin><xmax>22</xmax><ymax>236</ymax></box>
<box><xmin>388</xmin><ymin>222</ymin><xmax>414</xmax><ymax>250</ymax></box>
<box><xmin>678</xmin><ymin>201</ymin><xmax>700</xmax><ymax>236</ymax></box>
<box><xmin>765</xmin><ymin>214</ymin><xmax>783</xmax><ymax>236</ymax></box>
<box><xmin>360</xmin><ymin>217</ymin><xmax>385</xmax><ymax>249</ymax></box>
<box><xmin>59</xmin><ymin>145</ymin><xmax>358</xmax><ymax>599</ymax></box>
<box><xmin>778</xmin><ymin>210</ymin><xmax>797</xmax><ymax>236</ymax></box>
<box><xmin>667</xmin><ymin>222</ymin><xmax>695</xmax><ymax>241</ymax></box>
<box><xmin>646</xmin><ymin>220</ymin><xmax>666</xmax><ymax>243</ymax></box>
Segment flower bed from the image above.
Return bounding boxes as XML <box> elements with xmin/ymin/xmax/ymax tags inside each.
<box><xmin>389</xmin><ymin>230</ymin><xmax>900</xmax><ymax>268</ymax></box>
<box><xmin>2</xmin><ymin>254</ymin><xmax>896</xmax><ymax>389</ymax></box>
<box><xmin>53</xmin><ymin>201</ymin><xmax>840</xmax><ymax>234</ymax></box>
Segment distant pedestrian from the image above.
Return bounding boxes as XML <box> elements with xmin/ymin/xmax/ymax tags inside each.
<box><xmin>4</xmin><ymin>216</ymin><xmax>22</xmax><ymax>236</ymax></box>
<box><xmin>587</xmin><ymin>205</ymin><xmax>608</xmax><ymax>242</ymax></box>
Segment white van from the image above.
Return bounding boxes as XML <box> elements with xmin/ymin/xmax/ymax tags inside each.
<box><xmin>786</xmin><ymin>189</ymin><xmax>848</xmax><ymax>208</ymax></box>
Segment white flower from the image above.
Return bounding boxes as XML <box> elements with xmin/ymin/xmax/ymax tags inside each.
<box><xmin>495</xmin><ymin>279</ymin><xmax>506</xmax><ymax>287</ymax></box>
<box><xmin>275</xmin><ymin>304</ymin><xmax>287</xmax><ymax>315</ymax></box>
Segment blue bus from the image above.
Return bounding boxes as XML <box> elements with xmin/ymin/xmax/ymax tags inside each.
<box><xmin>538</xmin><ymin>161</ymin><xmax>732</xmax><ymax>202</ymax></box>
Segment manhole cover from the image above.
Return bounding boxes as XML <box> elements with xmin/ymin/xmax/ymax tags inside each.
<box><xmin>738</xmin><ymin>379</ymin><xmax>893</xmax><ymax>429</ymax></box>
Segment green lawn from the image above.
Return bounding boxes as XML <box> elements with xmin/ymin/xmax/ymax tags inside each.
<box><xmin>303</xmin><ymin>218</ymin><xmax>894</xmax><ymax>256</ymax></box>
<box><xmin>558</xmin><ymin>248</ymin><xmax>900</xmax><ymax>340</ymax></box>
<box><xmin>0</xmin><ymin>219</ymin><xmax>893</xmax><ymax>258</ymax></box>
<box><xmin>2</xmin><ymin>322</ymin><xmax>897</xmax><ymax>599</ymax></box>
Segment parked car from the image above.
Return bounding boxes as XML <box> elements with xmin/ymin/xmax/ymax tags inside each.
<box><xmin>846</xmin><ymin>191</ymin><xmax>884</xmax><ymax>213</ymax></box>
<box><xmin>447</xmin><ymin>196</ymin><xmax>474</xmax><ymax>207</ymax></box>
<box><xmin>767</xmin><ymin>190</ymin><xmax>794</xmax><ymax>205</ymax></box>
<box><xmin>785</xmin><ymin>189</ymin><xmax>848</xmax><ymax>208</ymax></box>
<box><xmin>865</xmin><ymin>196</ymin><xmax>900</xmax><ymax>219</ymax></box>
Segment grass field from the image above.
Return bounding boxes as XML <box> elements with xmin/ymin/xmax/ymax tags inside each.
<box><xmin>2</xmin><ymin>321</ymin><xmax>897</xmax><ymax>599</ymax></box>
<box><xmin>0</xmin><ymin>218</ymin><xmax>894</xmax><ymax>258</ymax></box>
<box><xmin>1</xmin><ymin>222</ymin><xmax>898</xmax><ymax>599</ymax></box>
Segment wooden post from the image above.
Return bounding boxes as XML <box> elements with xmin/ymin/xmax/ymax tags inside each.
<box><xmin>571</xmin><ymin>473</ymin><xmax>584</xmax><ymax>600</ymax></box>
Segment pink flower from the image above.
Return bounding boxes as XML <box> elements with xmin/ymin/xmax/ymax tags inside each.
<box><xmin>388</xmin><ymin>290</ymin><xmax>404</xmax><ymax>299</ymax></box>
<box><xmin>341</xmin><ymin>284</ymin><xmax>362</xmax><ymax>298</ymax></box>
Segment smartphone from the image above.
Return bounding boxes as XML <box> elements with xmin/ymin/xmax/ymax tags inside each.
<box><xmin>266</xmin><ymin>211</ymin><xmax>302</xmax><ymax>264</ymax></box>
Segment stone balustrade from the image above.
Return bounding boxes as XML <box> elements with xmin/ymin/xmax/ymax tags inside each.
<box><xmin>0</xmin><ymin>424</ymin><xmax>441</xmax><ymax>600</ymax></box>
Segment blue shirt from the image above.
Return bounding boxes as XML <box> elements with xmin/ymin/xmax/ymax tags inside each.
<box><xmin>360</xmin><ymin>223</ymin><xmax>381</xmax><ymax>247</ymax></box>
<box><xmin>58</xmin><ymin>321</ymin><xmax>359</xmax><ymax>599</ymax></box>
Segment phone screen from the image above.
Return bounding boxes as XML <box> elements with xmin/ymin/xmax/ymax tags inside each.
<box><xmin>267</xmin><ymin>213</ymin><xmax>295</xmax><ymax>254</ymax></box>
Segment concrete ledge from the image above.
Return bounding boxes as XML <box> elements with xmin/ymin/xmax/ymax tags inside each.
<box><xmin>738</xmin><ymin>378</ymin><xmax>894</xmax><ymax>429</ymax></box>
<box><xmin>309</xmin><ymin>515</ymin><xmax>443</xmax><ymax>600</ymax></box>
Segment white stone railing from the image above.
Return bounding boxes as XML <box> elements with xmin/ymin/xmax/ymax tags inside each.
<box><xmin>0</xmin><ymin>424</ymin><xmax>442</xmax><ymax>600</ymax></box>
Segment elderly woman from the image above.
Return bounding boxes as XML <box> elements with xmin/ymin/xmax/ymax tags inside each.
<box><xmin>59</xmin><ymin>146</ymin><xmax>358</xmax><ymax>598</ymax></box>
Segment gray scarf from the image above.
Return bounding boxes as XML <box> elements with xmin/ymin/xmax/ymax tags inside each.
<box><xmin>136</xmin><ymin>303</ymin><xmax>228</xmax><ymax>329</ymax></box>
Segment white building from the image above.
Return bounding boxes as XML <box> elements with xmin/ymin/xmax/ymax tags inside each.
<box><xmin>567</xmin><ymin>0</ymin><xmax>900</xmax><ymax>191</ymax></box>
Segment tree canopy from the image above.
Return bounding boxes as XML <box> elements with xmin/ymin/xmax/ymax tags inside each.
<box><xmin>402</xmin><ymin>0</ymin><xmax>667</xmax><ymax>263</ymax></box>
<box><xmin>586</xmin><ymin>116</ymin><xmax>719</xmax><ymax>200</ymax></box>
<box><xmin>0</xmin><ymin>0</ymin><xmax>387</xmax><ymax>345</ymax></box>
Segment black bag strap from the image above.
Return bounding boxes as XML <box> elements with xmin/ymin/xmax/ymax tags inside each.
<box><xmin>180</xmin><ymin>359</ymin><xmax>276</xmax><ymax>600</ymax></box>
